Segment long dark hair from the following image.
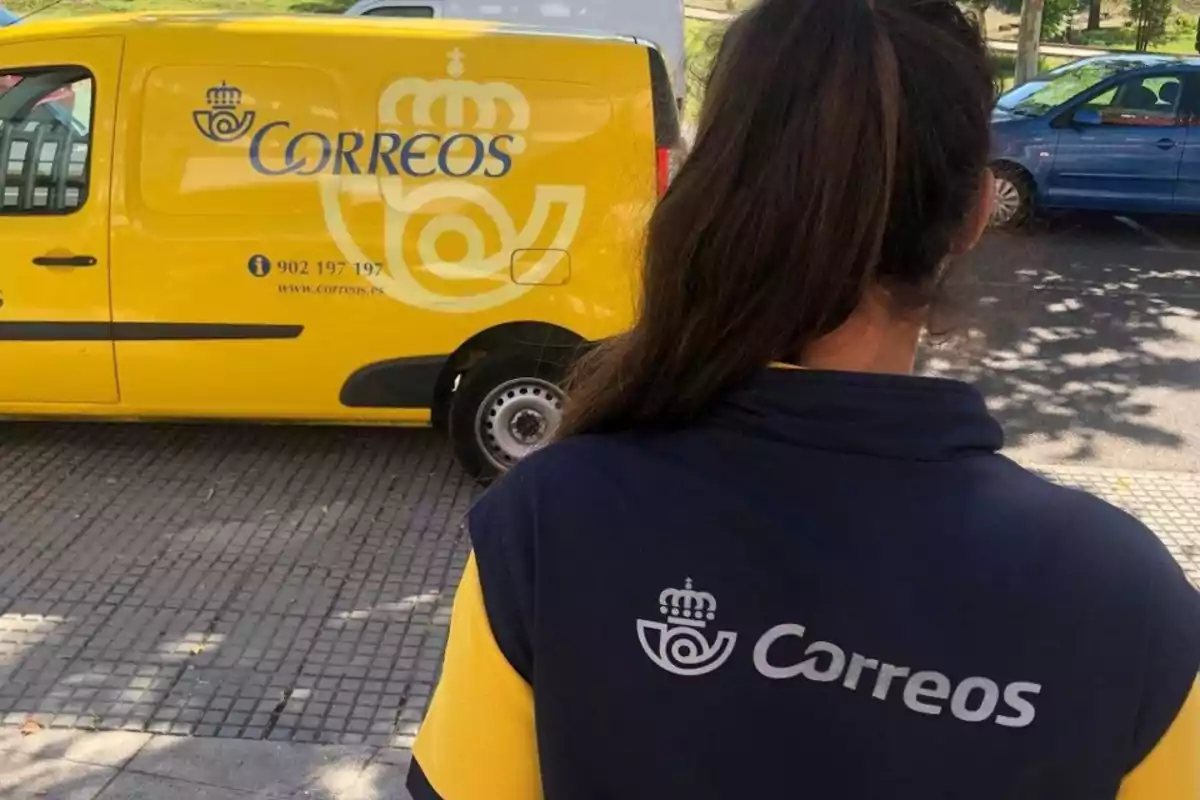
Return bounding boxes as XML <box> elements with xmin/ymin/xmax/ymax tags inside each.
<box><xmin>559</xmin><ymin>0</ymin><xmax>995</xmax><ymax>437</ymax></box>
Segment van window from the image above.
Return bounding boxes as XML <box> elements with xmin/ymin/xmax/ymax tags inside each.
<box><xmin>0</xmin><ymin>66</ymin><xmax>92</xmax><ymax>214</ymax></box>
<box><xmin>363</xmin><ymin>4</ymin><xmax>435</xmax><ymax>17</ymax></box>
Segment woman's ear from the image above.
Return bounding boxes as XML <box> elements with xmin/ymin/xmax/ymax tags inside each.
<box><xmin>951</xmin><ymin>168</ymin><xmax>995</xmax><ymax>255</ymax></box>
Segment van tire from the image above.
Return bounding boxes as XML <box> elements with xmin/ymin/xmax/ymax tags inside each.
<box><xmin>449</xmin><ymin>353</ymin><xmax>567</xmax><ymax>484</ymax></box>
<box><xmin>990</xmin><ymin>165</ymin><xmax>1033</xmax><ymax>230</ymax></box>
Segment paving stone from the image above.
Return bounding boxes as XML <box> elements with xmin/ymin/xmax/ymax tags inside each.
<box><xmin>0</xmin><ymin>425</ymin><xmax>471</xmax><ymax>745</ymax></box>
<box><xmin>0</xmin><ymin>750</ymin><xmax>117</xmax><ymax>800</ymax></box>
<box><xmin>114</xmin><ymin>776</ymin><xmax>240</xmax><ymax>799</ymax></box>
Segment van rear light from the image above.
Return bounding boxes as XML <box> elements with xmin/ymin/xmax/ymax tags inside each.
<box><xmin>656</xmin><ymin>146</ymin><xmax>671</xmax><ymax>196</ymax></box>
<box><xmin>647</xmin><ymin>45</ymin><xmax>681</xmax><ymax>200</ymax></box>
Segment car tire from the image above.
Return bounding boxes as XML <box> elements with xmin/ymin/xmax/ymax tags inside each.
<box><xmin>990</xmin><ymin>165</ymin><xmax>1033</xmax><ymax>230</ymax></box>
<box><xmin>448</xmin><ymin>352</ymin><xmax>567</xmax><ymax>485</ymax></box>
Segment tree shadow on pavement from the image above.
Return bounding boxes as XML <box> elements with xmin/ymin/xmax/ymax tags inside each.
<box><xmin>0</xmin><ymin>425</ymin><xmax>463</xmax><ymax>797</ymax></box>
<box><xmin>918</xmin><ymin>218</ymin><xmax>1200</xmax><ymax>465</ymax></box>
<box><xmin>0</xmin><ymin>724</ymin><xmax>414</xmax><ymax>798</ymax></box>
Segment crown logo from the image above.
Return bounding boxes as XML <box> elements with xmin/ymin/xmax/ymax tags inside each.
<box><xmin>193</xmin><ymin>80</ymin><xmax>256</xmax><ymax>143</ymax></box>
<box><xmin>447</xmin><ymin>47</ymin><xmax>465</xmax><ymax>79</ymax></box>
<box><xmin>378</xmin><ymin>47</ymin><xmax>531</xmax><ymax>135</ymax></box>
<box><xmin>206</xmin><ymin>81</ymin><xmax>242</xmax><ymax>111</ymax></box>
<box><xmin>659</xmin><ymin>578</ymin><xmax>717</xmax><ymax>628</ymax></box>
<box><xmin>637</xmin><ymin>576</ymin><xmax>736</xmax><ymax>676</ymax></box>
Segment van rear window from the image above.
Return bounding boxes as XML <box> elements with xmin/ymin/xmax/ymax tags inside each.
<box><xmin>648</xmin><ymin>46</ymin><xmax>681</xmax><ymax>149</ymax></box>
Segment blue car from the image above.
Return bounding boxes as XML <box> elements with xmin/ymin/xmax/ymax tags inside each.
<box><xmin>990</xmin><ymin>54</ymin><xmax>1200</xmax><ymax>228</ymax></box>
<box><xmin>0</xmin><ymin>5</ymin><xmax>16</xmax><ymax>25</ymax></box>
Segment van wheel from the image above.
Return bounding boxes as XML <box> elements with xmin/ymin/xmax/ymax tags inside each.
<box><xmin>449</xmin><ymin>353</ymin><xmax>566</xmax><ymax>484</ymax></box>
<box><xmin>990</xmin><ymin>166</ymin><xmax>1033</xmax><ymax>230</ymax></box>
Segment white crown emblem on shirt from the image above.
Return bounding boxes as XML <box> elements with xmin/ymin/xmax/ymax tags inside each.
<box><xmin>637</xmin><ymin>578</ymin><xmax>737</xmax><ymax>676</ymax></box>
<box><xmin>659</xmin><ymin>578</ymin><xmax>718</xmax><ymax>628</ymax></box>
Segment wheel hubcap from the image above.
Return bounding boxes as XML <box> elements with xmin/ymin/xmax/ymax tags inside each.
<box><xmin>991</xmin><ymin>177</ymin><xmax>1022</xmax><ymax>225</ymax></box>
<box><xmin>476</xmin><ymin>378</ymin><xmax>564</xmax><ymax>471</ymax></box>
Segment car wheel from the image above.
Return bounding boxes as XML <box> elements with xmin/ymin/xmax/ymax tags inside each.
<box><xmin>990</xmin><ymin>166</ymin><xmax>1033</xmax><ymax>230</ymax></box>
<box><xmin>448</xmin><ymin>353</ymin><xmax>566</xmax><ymax>484</ymax></box>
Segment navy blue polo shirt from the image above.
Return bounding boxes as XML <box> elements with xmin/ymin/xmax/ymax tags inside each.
<box><xmin>409</xmin><ymin>368</ymin><xmax>1200</xmax><ymax>799</ymax></box>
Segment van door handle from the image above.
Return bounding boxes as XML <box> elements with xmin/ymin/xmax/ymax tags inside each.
<box><xmin>1155</xmin><ymin>138</ymin><xmax>1177</xmax><ymax>151</ymax></box>
<box><xmin>32</xmin><ymin>254</ymin><xmax>97</xmax><ymax>267</ymax></box>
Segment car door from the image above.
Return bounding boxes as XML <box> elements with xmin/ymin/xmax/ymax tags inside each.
<box><xmin>1045</xmin><ymin>71</ymin><xmax>1187</xmax><ymax>213</ymax></box>
<box><xmin>0</xmin><ymin>38</ymin><xmax>121</xmax><ymax>404</ymax></box>
<box><xmin>1171</xmin><ymin>73</ymin><xmax>1200</xmax><ymax>212</ymax></box>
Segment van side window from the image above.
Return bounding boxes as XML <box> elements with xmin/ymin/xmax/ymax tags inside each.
<box><xmin>0</xmin><ymin>66</ymin><xmax>92</xmax><ymax>214</ymax></box>
<box><xmin>362</xmin><ymin>5</ymin><xmax>435</xmax><ymax>17</ymax></box>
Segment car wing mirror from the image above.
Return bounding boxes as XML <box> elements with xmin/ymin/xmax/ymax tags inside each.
<box><xmin>1073</xmin><ymin>108</ymin><xmax>1102</xmax><ymax>127</ymax></box>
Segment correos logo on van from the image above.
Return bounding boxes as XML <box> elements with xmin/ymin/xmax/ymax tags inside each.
<box><xmin>190</xmin><ymin>50</ymin><xmax>519</xmax><ymax>180</ymax></box>
<box><xmin>190</xmin><ymin>49</ymin><xmax>586</xmax><ymax>314</ymax></box>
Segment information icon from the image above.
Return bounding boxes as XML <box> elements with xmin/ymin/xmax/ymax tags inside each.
<box><xmin>248</xmin><ymin>254</ymin><xmax>272</xmax><ymax>278</ymax></box>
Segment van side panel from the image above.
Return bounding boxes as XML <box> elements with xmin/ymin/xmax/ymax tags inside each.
<box><xmin>108</xmin><ymin>24</ymin><xmax>654</xmax><ymax>420</ymax></box>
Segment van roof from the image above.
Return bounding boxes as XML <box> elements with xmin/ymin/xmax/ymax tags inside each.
<box><xmin>0</xmin><ymin>10</ymin><xmax>646</xmax><ymax>47</ymax></box>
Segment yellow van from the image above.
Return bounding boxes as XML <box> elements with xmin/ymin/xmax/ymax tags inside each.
<box><xmin>0</xmin><ymin>13</ymin><xmax>678</xmax><ymax>480</ymax></box>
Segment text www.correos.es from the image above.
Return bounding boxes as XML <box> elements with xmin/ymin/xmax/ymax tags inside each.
<box><xmin>278</xmin><ymin>284</ymin><xmax>386</xmax><ymax>296</ymax></box>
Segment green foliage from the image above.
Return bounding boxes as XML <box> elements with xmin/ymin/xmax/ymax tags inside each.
<box><xmin>1128</xmin><ymin>0</ymin><xmax>1174</xmax><ymax>50</ymax></box>
<box><xmin>991</xmin><ymin>0</ymin><xmax>1086</xmax><ymax>39</ymax></box>
<box><xmin>684</xmin><ymin>18</ymin><xmax>724</xmax><ymax>122</ymax></box>
<box><xmin>1074</xmin><ymin>11</ymin><xmax>1200</xmax><ymax>53</ymax></box>
<box><xmin>991</xmin><ymin>51</ymin><xmax>1073</xmax><ymax>91</ymax></box>
<box><xmin>288</xmin><ymin>0</ymin><xmax>351</xmax><ymax>10</ymax></box>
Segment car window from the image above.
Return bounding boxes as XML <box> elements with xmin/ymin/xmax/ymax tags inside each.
<box><xmin>1080</xmin><ymin>73</ymin><xmax>1182</xmax><ymax>127</ymax></box>
<box><xmin>362</xmin><ymin>5</ymin><xmax>435</xmax><ymax>17</ymax></box>
<box><xmin>0</xmin><ymin>66</ymin><xmax>92</xmax><ymax>214</ymax></box>
<box><xmin>997</xmin><ymin>59</ymin><xmax>1139</xmax><ymax>117</ymax></box>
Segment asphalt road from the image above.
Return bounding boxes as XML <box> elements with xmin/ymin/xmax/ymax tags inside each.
<box><xmin>922</xmin><ymin>212</ymin><xmax>1200</xmax><ymax>472</ymax></box>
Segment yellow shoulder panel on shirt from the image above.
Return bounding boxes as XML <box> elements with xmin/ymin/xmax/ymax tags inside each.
<box><xmin>412</xmin><ymin>554</ymin><xmax>542</xmax><ymax>800</ymax></box>
<box><xmin>1118</xmin><ymin>679</ymin><xmax>1200</xmax><ymax>800</ymax></box>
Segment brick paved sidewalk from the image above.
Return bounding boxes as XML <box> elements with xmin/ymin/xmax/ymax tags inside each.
<box><xmin>0</xmin><ymin>728</ymin><xmax>413</xmax><ymax>799</ymax></box>
<box><xmin>0</xmin><ymin>425</ymin><xmax>474</xmax><ymax>749</ymax></box>
<box><xmin>0</xmin><ymin>423</ymin><xmax>1196</xmax><ymax>751</ymax></box>
<box><xmin>1036</xmin><ymin>465</ymin><xmax>1200</xmax><ymax>586</ymax></box>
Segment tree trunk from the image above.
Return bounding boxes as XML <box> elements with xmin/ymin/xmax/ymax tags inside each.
<box><xmin>1087</xmin><ymin>0</ymin><xmax>1101</xmax><ymax>31</ymax></box>
<box><xmin>1015</xmin><ymin>0</ymin><xmax>1045</xmax><ymax>87</ymax></box>
<box><xmin>976</xmin><ymin>5</ymin><xmax>988</xmax><ymax>38</ymax></box>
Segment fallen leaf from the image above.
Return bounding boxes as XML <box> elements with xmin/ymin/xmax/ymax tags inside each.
<box><xmin>19</xmin><ymin>718</ymin><xmax>43</xmax><ymax>736</ymax></box>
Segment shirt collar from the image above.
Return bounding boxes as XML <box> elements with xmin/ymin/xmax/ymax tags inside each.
<box><xmin>712</xmin><ymin>368</ymin><xmax>1004</xmax><ymax>462</ymax></box>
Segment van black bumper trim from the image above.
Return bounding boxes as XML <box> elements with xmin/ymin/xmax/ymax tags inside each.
<box><xmin>340</xmin><ymin>355</ymin><xmax>448</xmax><ymax>410</ymax></box>
<box><xmin>0</xmin><ymin>322</ymin><xmax>304</xmax><ymax>341</ymax></box>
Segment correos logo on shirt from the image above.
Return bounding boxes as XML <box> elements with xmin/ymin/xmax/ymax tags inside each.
<box><xmin>637</xmin><ymin>579</ymin><xmax>739</xmax><ymax>676</ymax></box>
<box><xmin>637</xmin><ymin>578</ymin><xmax>1042</xmax><ymax>729</ymax></box>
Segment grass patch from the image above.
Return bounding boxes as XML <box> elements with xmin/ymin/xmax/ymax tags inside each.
<box><xmin>1072</xmin><ymin>13</ymin><xmax>1198</xmax><ymax>55</ymax></box>
<box><xmin>5</xmin><ymin>0</ymin><xmax>330</xmax><ymax>16</ymax></box>
<box><xmin>683</xmin><ymin>0</ymin><xmax>754</xmax><ymax>12</ymax></box>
